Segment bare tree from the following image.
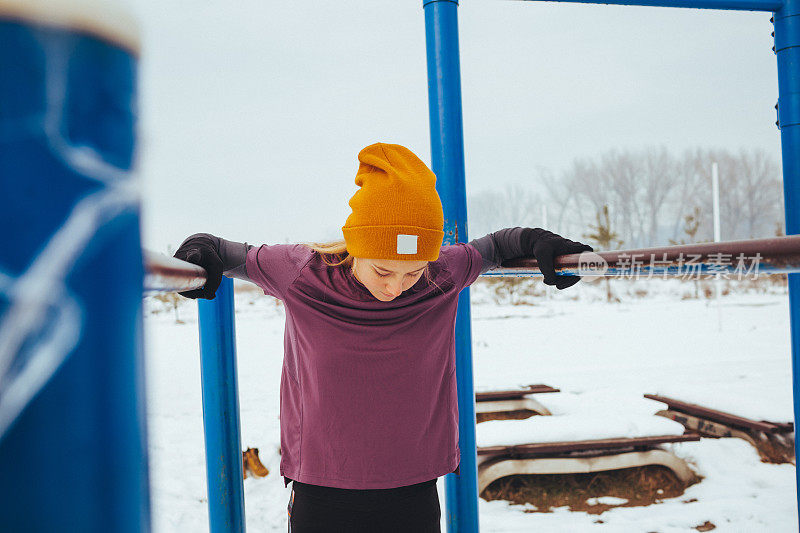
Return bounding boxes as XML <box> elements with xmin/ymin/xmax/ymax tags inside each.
<box><xmin>670</xmin><ymin>206</ymin><xmax>704</xmax><ymax>298</ymax></box>
<box><xmin>153</xmin><ymin>292</ymin><xmax>184</xmax><ymax>324</ymax></box>
<box><xmin>669</xmin><ymin>148</ymin><xmax>710</xmax><ymax>243</ymax></box>
<box><xmin>583</xmin><ymin>205</ymin><xmax>623</xmax><ymax>302</ymax></box>
<box><xmin>642</xmin><ymin>147</ymin><xmax>677</xmax><ymax>245</ymax></box>
<box><xmin>539</xmin><ymin>146</ymin><xmax>783</xmax><ymax>250</ymax></box>
<box><xmin>736</xmin><ymin>148</ymin><xmax>782</xmax><ymax>238</ymax></box>
<box><xmin>538</xmin><ymin>166</ymin><xmax>574</xmax><ymax>234</ymax></box>
<box><xmin>467</xmin><ymin>182</ymin><xmax>542</xmax><ymax>238</ymax></box>
<box><xmin>599</xmin><ymin>150</ymin><xmax>642</xmax><ymax>247</ymax></box>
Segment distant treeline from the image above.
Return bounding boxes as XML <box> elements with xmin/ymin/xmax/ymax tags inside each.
<box><xmin>467</xmin><ymin>147</ymin><xmax>784</xmax><ymax>250</ymax></box>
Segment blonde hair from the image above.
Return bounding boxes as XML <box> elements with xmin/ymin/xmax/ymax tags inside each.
<box><xmin>299</xmin><ymin>239</ymin><xmax>441</xmax><ymax>292</ymax></box>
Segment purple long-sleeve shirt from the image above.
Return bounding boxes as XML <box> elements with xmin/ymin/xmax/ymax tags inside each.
<box><xmin>245</xmin><ymin>242</ymin><xmax>484</xmax><ymax>489</ymax></box>
<box><xmin>178</xmin><ymin>227</ymin><xmax>540</xmax><ymax>488</ymax></box>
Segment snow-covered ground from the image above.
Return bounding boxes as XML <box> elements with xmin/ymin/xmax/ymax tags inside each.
<box><xmin>144</xmin><ymin>279</ymin><xmax>797</xmax><ymax>532</ymax></box>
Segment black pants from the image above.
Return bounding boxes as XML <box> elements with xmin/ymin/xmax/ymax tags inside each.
<box><xmin>287</xmin><ymin>478</ymin><xmax>440</xmax><ymax>533</ymax></box>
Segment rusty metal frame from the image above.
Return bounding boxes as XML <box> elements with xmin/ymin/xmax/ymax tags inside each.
<box><xmin>646</xmin><ymin>395</ymin><xmax>796</xmax><ymax>464</ymax></box>
<box><xmin>475</xmin><ymin>398</ymin><xmax>552</xmax><ymax>418</ymax></box>
<box><xmin>143</xmin><ymin>251</ymin><xmax>207</xmax><ymax>294</ymax></box>
<box><xmin>644</xmin><ymin>394</ymin><xmax>793</xmax><ymax>434</ymax></box>
<box><xmin>477</xmin><ymin>433</ymin><xmax>700</xmax><ymax>457</ymax></box>
<box><xmin>488</xmin><ymin>235</ymin><xmax>800</xmax><ymax>278</ymax></box>
<box><xmin>475</xmin><ymin>384</ymin><xmax>560</xmax><ymax>402</ymax></box>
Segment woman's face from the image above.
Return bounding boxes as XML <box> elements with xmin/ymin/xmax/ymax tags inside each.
<box><xmin>352</xmin><ymin>257</ymin><xmax>428</xmax><ymax>301</ymax></box>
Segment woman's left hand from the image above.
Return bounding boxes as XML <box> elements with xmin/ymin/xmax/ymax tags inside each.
<box><xmin>530</xmin><ymin>228</ymin><xmax>594</xmax><ymax>290</ymax></box>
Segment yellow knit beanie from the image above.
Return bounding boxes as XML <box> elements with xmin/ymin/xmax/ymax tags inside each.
<box><xmin>342</xmin><ymin>143</ymin><xmax>444</xmax><ymax>261</ymax></box>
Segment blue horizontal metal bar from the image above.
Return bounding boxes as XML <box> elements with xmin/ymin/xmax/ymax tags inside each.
<box><xmin>518</xmin><ymin>0</ymin><xmax>783</xmax><ymax>12</ymax></box>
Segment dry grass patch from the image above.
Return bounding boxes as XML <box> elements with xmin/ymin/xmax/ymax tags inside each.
<box><xmin>754</xmin><ymin>435</ymin><xmax>795</xmax><ymax>464</ymax></box>
<box><xmin>481</xmin><ymin>465</ymin><xmax>701</xmax><ymax>514</ymax></box>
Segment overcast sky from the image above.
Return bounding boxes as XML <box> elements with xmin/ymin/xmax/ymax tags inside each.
<box><xmin>121</xmin><ymin>0</ymin><xmax>781</xmax><ymax>252</ymax></box>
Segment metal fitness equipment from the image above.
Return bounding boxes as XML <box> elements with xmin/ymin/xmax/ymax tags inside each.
<box><xmin>1</xmin><ymin>0</ymin><xmax>799</xmax><ymax>531</ymax></box>
<box><xmin>144</xmin><ymin>233</ymin><xmax>800</xmax><ymax>533</ymax></box>
<box><xmin>422</xmin><ymin>0</ymin><xmax>800</xmax><ymax>530</ymax></box>
<box><xmin>0</xmin><ymin>1</ymin><xmax>148</xmax><ymax>531</ymax></box>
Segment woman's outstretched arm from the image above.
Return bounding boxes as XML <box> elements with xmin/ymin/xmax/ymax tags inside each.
<box><xmin>468</xmin><ymin>227</ymin><xmax>531</xmax><ymax>276</ymax></box>
<box><xmin>468</xmin><ymin>227</ymin><xmax>593</xmax><ymax>289</ymax></box>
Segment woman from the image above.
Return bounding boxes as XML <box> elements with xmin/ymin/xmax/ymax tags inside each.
<box><xmin>174</xmin><ymin>142</ymin><xmax>591</xmax><ymax>532</ymax></box>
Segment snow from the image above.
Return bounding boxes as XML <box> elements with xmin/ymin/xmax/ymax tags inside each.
<box><xmin>477</xmin><ymin>414</ymin><xmax>685</xmax><ymax>448</ymax></box>
<box><xmin>587</xmin><ymin>496</ymin><xmax>629</xmax><ymax>506</ymax></box>
<box><xmin>143</xmin><ymin>280</ymin><xmax>798</xmax><ymax>532</ymax></box>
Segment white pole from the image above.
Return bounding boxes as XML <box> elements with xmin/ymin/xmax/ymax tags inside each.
<box><xmin>542</xmin><ymin>205</ymin><xmax>551</xmax><ymax>301</ymax></box>
<box><xmin>712</xmin><ymin>162</ymin><xmax>722</xmax><ymax>332</ymax></box>
<box><xmin>712</xmin><ymin>162</ymin><xmax>721</xmax><ymax>242</ymax></box>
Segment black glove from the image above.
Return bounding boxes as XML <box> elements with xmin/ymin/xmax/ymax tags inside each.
<box><xmin>528</xmin><ymin>228</ymin><xmax>594</xmax><ymax>290</ymax></box>
<box><xmin>173</xmin><ymin>234</ymin><xmax>224</xmax><ymax>300</ymax></box>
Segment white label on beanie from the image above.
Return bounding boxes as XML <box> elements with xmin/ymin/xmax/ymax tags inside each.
<box><xmin>397</xmin><ymin>234</ymin><xmax>418</xmax><ymax>254</ymax></box>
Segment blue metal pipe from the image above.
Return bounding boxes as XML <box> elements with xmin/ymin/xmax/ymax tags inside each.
<box><xmin>774</xmin><ymin>0</ymin><xmax>800</xmax><ymax>521</ymax></box>
<box><xmin>0</xmin><ymin>12</ymin><xmax>149</xmax><ymax>533</ymax></box>
<box><xmin>423</xmin><ymin>1</ymin><xmax>480</xmax><ymax>532</ymax></box>
<box><xmin>198</xmin><ymin>277</ymin><xmax>246</xmax><ymax>533</ymax></box>
<box><xmin>519</xmin><ymin>0</ymin><xmax>783</xmax><ymax>12</ymax></box>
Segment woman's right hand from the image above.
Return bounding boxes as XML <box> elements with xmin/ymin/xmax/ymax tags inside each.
<box><xmin>173</xmin><ymin>234</ymin><xmax>224</xmax><ymax>299</ymax></box>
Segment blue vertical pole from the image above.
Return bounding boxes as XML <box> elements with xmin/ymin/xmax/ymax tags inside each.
<box><xmin>774</xmin><ymin>0</ymin><xmax>800</xmax><ymax>523</ymax></box>
<box><xmin>423</xmin><ymin>1</ymin><xmax>480</xmax><ymax>532</ymax></box>
<box><xmin>198</xmin><ymin>277</ymin><xmax>246</xmax><ymax>533</ymax></box>
<box><xmin>0</xmin><ymin>9</ymin><xmax>149</xmax><ymax>533</ymax></box>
